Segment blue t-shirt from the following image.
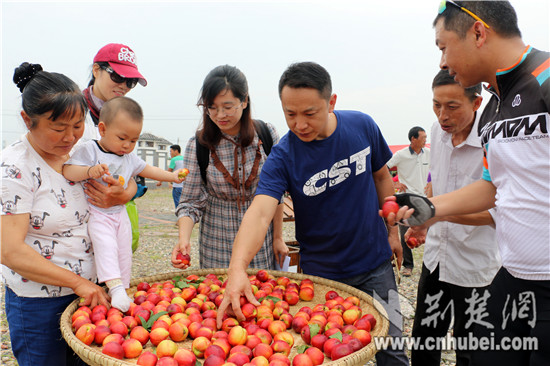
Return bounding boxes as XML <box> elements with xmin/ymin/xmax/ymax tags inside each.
<box><xmin>256</xmin><ymin>110</ymin><xmax>393</xmax><ymax>279</ymax></box>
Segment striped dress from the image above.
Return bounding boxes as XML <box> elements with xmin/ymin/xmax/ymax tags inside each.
<box><xmin>176</xmin><ymin>122</ymin><xmax>279</xmax><ymax>269</ymax></box>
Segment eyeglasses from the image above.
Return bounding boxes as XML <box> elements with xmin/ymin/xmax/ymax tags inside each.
<box><xmin>205</xmin><ymin>102</ymin><xmax>243</xmax><ymax>117</ymax></box>
<box><xmin>101</xmin><ymin>66</ymin><xmax>139</xmax><ymax>89</ymax></box>
<box><xmin>438</xmin><ymin>0</ymin><xmax>490</xmax><ymax>29</ymax></box>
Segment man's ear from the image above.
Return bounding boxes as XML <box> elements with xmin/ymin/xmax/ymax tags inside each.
<box><xmin>473</xmin><ymin>22</ymin><xmax>488</xmax><ymax>46</ymax></box>
<box><xmin>328</xmin><ymin>94</ymin><xmax>337</xmax><ymax>113</ymax></box>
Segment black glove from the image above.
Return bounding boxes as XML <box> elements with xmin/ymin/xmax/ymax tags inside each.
<box><xmin>395</xmin><ymin>193</ymin><xmax>435</xmax><ymax>226</ymax></box>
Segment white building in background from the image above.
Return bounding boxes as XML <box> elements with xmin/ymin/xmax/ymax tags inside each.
<box><xmin>136</xmin><ymin>132</ymin><xmax>173</xmax><ymax>187</ymax></box>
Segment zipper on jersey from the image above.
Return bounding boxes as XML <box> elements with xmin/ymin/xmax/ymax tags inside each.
<box><xmin>483</xmin><ymin>84</ymin><xmax>501</xmax><ymax>114</ymax></box>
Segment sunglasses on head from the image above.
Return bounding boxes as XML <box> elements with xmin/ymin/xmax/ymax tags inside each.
<box><xmin>438</xmin><ymin>0</ymin><xmax>490</xmax><ymax>29</ymax></box>
<box><xmin>101</xmin><ymin>65</ymin><xmax>139</xmax><ymax>89</ymax></box>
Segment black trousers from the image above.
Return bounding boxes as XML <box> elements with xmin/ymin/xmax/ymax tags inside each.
<box><xmin>399</xmin><ymin>225</ymin><xmax>414</xmax><ymax>269</ymax></box>
<box><xmin>470</xmin><ymin>267</ymin><xmax>550</xmax><ymax>366</ymax></box>
<box><xmin>411</xmin><ymin>264</ymin><xmax>486</xmax><ymax>366</ymax></box>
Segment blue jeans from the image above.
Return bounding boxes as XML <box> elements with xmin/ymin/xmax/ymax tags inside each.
<box><xmin>172</xmin><ymin>187</ymin><xmax>182</xmax><ymax>209</ymax></box>
<box><xmin>337</xmin><ymin>260</ymin><xmax>410</xmax><ymax>366</ymax></box>
<box><xmin>5</xmin><ymin>286</ymin><xmax>87</xmax><ymax>366</ymax></box>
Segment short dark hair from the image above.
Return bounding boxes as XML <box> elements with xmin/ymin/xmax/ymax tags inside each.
<box><xmin>278</xmin><ymin>62</ymin><xmax>332</xmax><ymax>100</ymax></box>
<box><xmin>432</xmin><ymin>69</ymin><xmax>481</xmax><ymax>102</ymax></box>
<box><xmin>100</xmin><ymin>96</ymin><xmax>143</xmax><ymax>125</ymax></box>
<box><xmin>13</xmin><ymin>62</ymin><xmax>87</xmax><ymax>128</ymax></box>
<box><xmin>434</xmin><ymin>1</ymin><xmax>521</xmax><ymax>39</ymax></box>
<box><xmin>197</xmin><ymin>65</ymin><xmax>255</xmax><ymax>149</ymax></box>
<box><xmin>170</xmin><ymin>144</ymin><xmax>181</xmax><ymax>153</ymax></box>
<box><xmin>408</xmin><ymin>126</ymin><xmax>425</xmax><ymax>141</ymax></box>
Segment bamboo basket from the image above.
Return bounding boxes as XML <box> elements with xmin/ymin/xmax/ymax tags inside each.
<box><xmin>61</xmin><ymin>269</ymin><xmax>390</xmax><ymax>366</ymax></box>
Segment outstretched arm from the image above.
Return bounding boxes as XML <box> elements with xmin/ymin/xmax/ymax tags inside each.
<box><xmin>384</xmin><ymin>179</ymin><xmax>497</xmax><ymax>227</ymax></box>
<box><xmin>139</xmin><ymin>164</ymin><xmax>185</xmax><ymax>184</ymax></box>
<box><xmin>216</xmin><ymin>194</ymin><xmax>279</xmax><ymax>327</ymax></box>
<box><xmin>431</xmin><ymin>179</ymin><xmax>496</xmax><ymax>218</ymax></box>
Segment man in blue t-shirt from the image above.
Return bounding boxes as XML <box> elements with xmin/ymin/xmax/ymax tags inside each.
<box><xmin>218</xmin><ymin>62</ymin><xmax>409</xmax><ymax>366</ymax></box>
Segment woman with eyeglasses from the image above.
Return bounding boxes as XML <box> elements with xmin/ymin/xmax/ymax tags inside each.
<box><xmin>171</xmin><ymin>65</ymin><xmax>288</xmax><ymax>270</ymax></box>
<box><xmin>81</xmin><ymin>43</ymin><xmax>148</xmax><ymax>250</ymax></box>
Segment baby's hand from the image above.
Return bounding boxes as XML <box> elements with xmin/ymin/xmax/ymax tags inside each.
<box><xmin>174</xmin><ymin>168</ymin><xmax>189</xmax><ymax>183</ymax></box>
<box><xmin>88</xmin><ymin>164</ymin><xmax>109</xmax><ymax>179</ymax></box>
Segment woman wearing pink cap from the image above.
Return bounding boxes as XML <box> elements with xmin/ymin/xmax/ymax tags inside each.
<box><xmin>82</xmin><ymin>43</ymin><xmax>147</xmax><ymax>141</ymax></box>
<box><xmin>80</xmin><ymin>43</ymin><xmax>148</xmax><ymax>253</ymax></box>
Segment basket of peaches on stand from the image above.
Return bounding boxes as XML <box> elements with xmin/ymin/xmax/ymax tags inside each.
<box><xmin>61</xmin><ymin>266</ymin><xmax>390</xmax><ymax>366</ymax></box>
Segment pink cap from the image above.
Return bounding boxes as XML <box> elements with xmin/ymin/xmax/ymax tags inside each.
<box><xmin>93</xmin><ymin>43</ymin><xmax>147</xmax><ymax>86</ymax></box>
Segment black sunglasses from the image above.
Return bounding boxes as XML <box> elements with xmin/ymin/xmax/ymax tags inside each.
<box><xmin>101</xmin><ymin>66</ymin><xmax>139</xmax><ymax>89</ymax></box>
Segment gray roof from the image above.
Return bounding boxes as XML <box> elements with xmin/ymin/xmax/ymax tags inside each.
<box><xmin>139</xmin><ymin>132</ymin><xmax>172</xmax><ymax>145</ymax></box>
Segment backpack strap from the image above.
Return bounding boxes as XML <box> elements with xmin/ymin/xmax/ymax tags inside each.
<box><xmin>196</xmin><ymin>120</ymin><xmax>274</xmax><ymax>185</ymax></box>
<box><xmin>253</xmin><ymin>119</ymin><xmax>273</xmax><ymax>156</ymax></box>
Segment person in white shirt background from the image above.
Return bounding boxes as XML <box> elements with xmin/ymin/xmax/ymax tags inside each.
<box><xmin>387</xmin><ymin>126</ymin><xmax>430</xmax><ymax>276</ymax></box>
<box><xmin>408</xmin><ymin>69</ymin><xmax>500</xmax><ymax>366</ymax></box>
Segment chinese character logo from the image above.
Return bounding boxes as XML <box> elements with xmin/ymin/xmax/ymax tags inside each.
<box><xmin>502</xmin><ymin>291</ymin><xmax>536</xmax><ymax>330</ymax></box>
<box><xmin>465</xmin><ymin>289</ymin><xmax>493</xmax><ymax>329</ymax></box>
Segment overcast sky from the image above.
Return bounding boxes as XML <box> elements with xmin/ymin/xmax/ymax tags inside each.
<box><xmin>2</xmin><ymin>0</ymin><xmax>549</xmax><ymax>148</ymax></box>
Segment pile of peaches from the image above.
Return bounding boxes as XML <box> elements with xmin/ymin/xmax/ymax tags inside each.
<box><xmin>71</xmin><ymin>270</ymin><xmax>376</xmax><ymax>366</ymax></box>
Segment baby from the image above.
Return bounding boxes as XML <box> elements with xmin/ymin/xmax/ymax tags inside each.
<box><xmin>63</xmin><ymin>96</ymin><xmax>185</xmax><ymax>311</ymax></box>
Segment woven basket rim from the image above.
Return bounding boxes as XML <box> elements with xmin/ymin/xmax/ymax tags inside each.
<box><xmin>61</xmin><ymin>269</ymin><xmax>390</xmax><ymax>366</ymax></box>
